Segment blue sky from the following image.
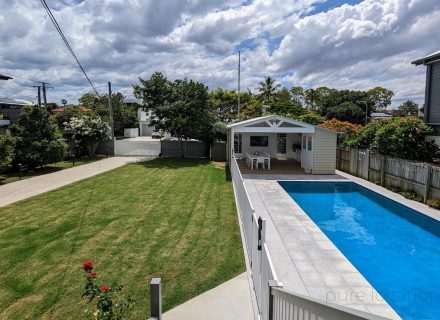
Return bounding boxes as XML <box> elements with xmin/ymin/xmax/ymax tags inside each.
<box><xmin>1</xmin><ymin>0</ymin><xmax>439</xmax><ymax>107</ymax></box>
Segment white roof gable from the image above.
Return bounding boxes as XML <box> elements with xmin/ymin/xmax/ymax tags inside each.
<box><xmin>227</xmin><ymin>115</ymin><xmax>325</xmax><ymax>134</ymax></box>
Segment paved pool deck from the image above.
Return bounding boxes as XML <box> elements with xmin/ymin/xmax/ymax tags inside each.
<box><xmin>244</xmin><ymin>171</ymin><xmax>402</xmax><ymax>319</ymax></box>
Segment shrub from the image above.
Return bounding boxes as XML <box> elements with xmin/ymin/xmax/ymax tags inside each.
<box><xmin>372</xmin><ymin>117</ymin><xmax>436</xmax><ymax>161</ymax></box>
<box><xmin>398</xmin><ymin>191</ymin><xmax>423</xmax><ymax>202</ymax></box>
<box><xmin>82</xmin><ymin>261</ymin><xmax>134</xmax><ymax>320</ymax></box>
<box><xmin>427</xmin><ymin>199</ymin><xmax>440</xmax><ymax>209</ymax></box>
<box><xmin>11</xmin><ymin>105</ymin><xmax>67</xmax><ymax>169</ymax></box>
<box><xmin>347</xmin><ymin>117</ymin><xmax>437</xmax><ymax>162</ymax></box>
<box><xmin>65</xmin><ymin>115</ymin><xmax>110</xmax><ymax>157</ymax></box>
<box><xmin>0</xmin><ymin>135</ymin><xmax>15</xmax><ymax>172</ymax></box>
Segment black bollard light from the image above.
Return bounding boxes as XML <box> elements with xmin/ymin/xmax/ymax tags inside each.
<box><xmin>18</xmin><ymin>163</ymin><xmax>23</xmax><ymax>180</ymax></box>
<box><xmin>72</xmin><ymin>154</ymin><xmax>75</xmax><ymax>166</ymax></box>
<box><xmin>105</xmin><ymin>148</ymin><xmax>109</xmax><ymax>158</ymax></box>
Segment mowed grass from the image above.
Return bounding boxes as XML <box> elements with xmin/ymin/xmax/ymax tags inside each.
<box><xmin>0</xmin><ymin>158</ymin><xmax>244</xmax><ymax>319</ymax></box>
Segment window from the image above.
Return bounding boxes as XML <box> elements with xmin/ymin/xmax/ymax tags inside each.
<box><xmin>302</xmin><ymin>136</ymin><xmax>306</xmax><ymax>149</ymax></box>
<box><xmin>234</xmin><ymin>133</ymin><xmax>242</xmax><ymax>153</ymax></box>
<box><xmin>250</xmin><ymin>136</ymin><xmax>269</xmax><ymax>147</ymax></box>
<box><xmin>308</xmin><ymin>136</ymin><xmax>312</xmax><ymax>151</ymax></box>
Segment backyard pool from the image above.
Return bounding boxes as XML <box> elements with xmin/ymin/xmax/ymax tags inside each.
<box><xmin>279</xmin><ymin>181</ymin><xmax>440</xmax><ymax>320</ymax></box>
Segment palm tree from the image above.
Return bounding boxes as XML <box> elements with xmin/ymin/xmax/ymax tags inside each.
<box><xmin>257</xmin><ymin>76</ymin><xmax>281</xmax><ymax>104</ymax></box>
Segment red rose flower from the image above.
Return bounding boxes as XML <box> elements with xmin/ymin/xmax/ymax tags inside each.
<box><xmin>87</xmin><ymin>272</ymin><xmax>97</xmax><ymax>280</ymax></box>
<box><xmin>101</xmin><ymin>285</ymin><xmax>110</xmax><ymax>292</ymax></box>
<box><xmin>83</xmin><ymin>261</ymin><xmax>94</xmax><ymax>271</ymax></box>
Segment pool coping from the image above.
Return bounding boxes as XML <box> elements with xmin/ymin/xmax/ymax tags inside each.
<box><xmin>244</xmin><ymin>173</ymin><xmax>403</xmax><ymax>320</ymax></box>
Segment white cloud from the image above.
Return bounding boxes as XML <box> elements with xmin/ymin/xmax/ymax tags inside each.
<box><xmin>0</xmin><ymin>0</ymin><xmax>438</xmax><ymax>108</ymax></box>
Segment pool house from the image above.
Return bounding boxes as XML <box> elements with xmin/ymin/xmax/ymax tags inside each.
<box><xmin>226</xmin><ymin>115</ymin><xmax>338</xmax><ymax>175</ymax></box>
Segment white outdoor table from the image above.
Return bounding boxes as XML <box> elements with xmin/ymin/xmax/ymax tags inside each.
<box><xmin>246</xmin><ymin>152</ymin><xmax>271</xmax><ymax>170</ymax></box>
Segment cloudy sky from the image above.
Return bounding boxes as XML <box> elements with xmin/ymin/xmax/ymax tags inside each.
<box><xmin>1</xmin><ymin>0</ymin><xmax>439</xmax><ymax>107</ymax></box>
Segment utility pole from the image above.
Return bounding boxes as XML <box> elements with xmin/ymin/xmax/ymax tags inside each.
<box><xmin>33</xmin><ymin>85</ymin><xmax>42</xmax><ymax>106</ymax></box>
<box><xmin>108</xmin><ymin>82</ymin><xmax>114</xmax><ymax>140</ymax></box>
<box><xmin>42</xmin><ymin>82</ymin><xmax>48</xmax><ymax>109</ymax></box>
<box><xmin>359</xmin><ymin>100</ymin><xmax>368</xmax><ymax>125</ymax></box>
<box><xmin>237</xmin><ymin>50</ymin><xmax>241</xmax><ymax>121</ymax></box>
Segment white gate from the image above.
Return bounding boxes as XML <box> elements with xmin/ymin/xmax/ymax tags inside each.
<box><xmin>114</xmin><ymin>140</ymin><xmax>160</xmax><ymax>156</ymax></box>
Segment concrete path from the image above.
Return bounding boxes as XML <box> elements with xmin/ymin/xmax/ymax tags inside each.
<box><xmin>0</xmin><ymin>156</ymin><xmax>150</xmax><ymax>207</ymax></box>
<box><xmin>163</xmin><ymin>272</ymin><xmax>254</xmax><ymax>320</ymax></box>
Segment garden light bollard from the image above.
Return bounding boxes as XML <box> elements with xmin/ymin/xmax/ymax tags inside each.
<box><xmin>72</xmin><ymin>154</ymin><xmax>75</xmax><ymax>166</ymax></box>
<box><xmin>105</xmin><ymin>148</ymin><xmax>109</xmax><ymax>157</ymax></box>
<box><xmin>18</xmin><ymin>163</ymin><xmax>23</xmax><ymax>180</ymax></box>
<box><xmin>150</xmin><ymin>278</ymin><xmax>162</xmax><ymax>320</ymax></box>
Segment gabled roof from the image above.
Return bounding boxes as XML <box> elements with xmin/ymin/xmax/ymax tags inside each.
<box><xmin>227</xmin><ymin>114</ymin><xmax>337</xmax><ymax>135</ymax></box>
<box><xmin>0</xmin><ymin>97</ymin><xmax>32</xmax><ymax>105</ymax></box>
<box><xmin>412</xmin><ymin>49</ymin><xmax>440</xmax><ymax>66</ymax></box>
<box><xmin>0</xmin><ymin>73</ymin><xmax>12</xmax><ymax>80</ymax></box>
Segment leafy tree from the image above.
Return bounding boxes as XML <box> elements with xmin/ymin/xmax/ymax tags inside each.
<box><xmin>79</xmin><ymin>93</ymin><xmax>97</xmax><ymax>107</ymax></box>
<box><xmin>54</xmin><ymin>106</ymin><xmax>84</xmax><ymax>128</ymax></box>
<box><xmin>296</xmin><ymin>112</ymin><xmax>325</xmax><ymax>125</ymax></box>
<box><xmin>133</xmin><ymin>72</ymin><xmax>213</xmax><ymax>156</ymax></box>
<box><xmin>257</xmin><ymin>76</ymin><xmax>281</xmax><ymax>104</ymax></box>
<box><xmin>0</xmin><ymin>135</ymin><xmax>15</xmax><ymax>172</ymax></box>
<box><xmin>367</xmin><ymin>87</ymin><xmax>394</xmax><ymax>110</ymax></box>
<box><xmin>319</xmin><ymin>119</ymin><xmax>362</xmax><ymax>144</ymax></box>
<box><xmin>80</xmin><ymin>92</ymin><xmax>137</xmax><ymax>136</ymax></box>
<box><xmin>304</xmin><ymin>88</ymin><xmax>320</xmax><ymax>110</ymax></box>
<box><xmin>273</xmin><ymin>87</ymin><xmax>291</xmax><ymax>103</ymax></box>
<box><xmin>11</xmin><ymin>105</ymin><xmax>67</xmax><ymax>169</ymax></box>
<box><xmin>240</xmin><ymin>93</ymin><xmax>263</xmax><ymax>119</ymax></box>
<box><xmin>209</xmin><ymin>88</ymin><xmax>239</xmax><ymax>123</ymax></box>
<box><xmin>269</xmin><ymin>101</ymin><xmax>306</xmax><ymax>118</ymax></box>
<box><xmin>326</xmin><ymin>102</ymin><xmax>365</xmax><ymax>124</ymax></box>
<box><xmin>393</xmin><ymin>100</ymin><xmax>419</xmax><ymax>117</ymax></box>
<box><xmin>65</xmin><ymin>115</ymin><xmax>111</xmax><ymax>157</ymax></box>
<box><xmin>290</xmin><ymin>86</ymin><xmax>304</xmax><ymax>105</ymax></box>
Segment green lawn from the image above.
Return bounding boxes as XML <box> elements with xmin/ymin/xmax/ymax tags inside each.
<box><xmin>0</xmin><ymin>156</ymin><xmax>103</xmax><ymax>185</ymax></box>
<box><xmin>0</xmin><ymin>158</ymin><xmax>244</xmax><ymax>319</ymax></box>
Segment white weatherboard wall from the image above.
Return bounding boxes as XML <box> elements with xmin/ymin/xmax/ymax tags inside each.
<box><xmin>114</xmin><ymin>140</ymin><xmax>160</xmax><ymax>156</ymax></box>
<box><xmin>240</xmin><ymin>133</ymin><xmax>301</xmax><ymax>158</ymax></box>
<box><xmin>313</xmin><ymin>127</ymin><xmax>337</xmax><ymax>174</ymax></box>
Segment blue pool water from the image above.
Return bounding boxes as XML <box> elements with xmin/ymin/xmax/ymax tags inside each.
<box><xmin>279</xmin><ymin>181</ymin><xmax>440</xmax><ymax>320</ymax></box>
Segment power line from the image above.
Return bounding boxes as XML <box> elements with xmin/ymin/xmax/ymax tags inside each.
<box><xmin>0</xmin><ymin>70</ymin><xmax>43</xmax><ymax>83</ymax></box>
<box><xmin>39</xmin><ymin>0</ymin><xmax>99</xmax><ymax>95</ymax></box>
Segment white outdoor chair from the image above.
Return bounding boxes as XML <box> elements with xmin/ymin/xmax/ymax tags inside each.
<box><xmin>256</xmin><ymin>157</ymin><xmax>265</xmax><ymax>170</ymax></box>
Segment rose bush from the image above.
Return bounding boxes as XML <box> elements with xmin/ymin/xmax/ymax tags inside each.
<box><xmin>82</xmin><ymin>261</ymin><xmax>134</xmax><ymax>320</ymax></box>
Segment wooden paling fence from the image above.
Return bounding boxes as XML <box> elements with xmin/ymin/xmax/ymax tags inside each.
<box><xmin>337</xmin><ymin>148</ymin><xmax>440</xmax><ymax>202</ymax></box>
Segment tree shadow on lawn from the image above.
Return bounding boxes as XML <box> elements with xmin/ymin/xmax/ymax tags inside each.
<box><xmin>0</xmin><ymin>166</ymin><xmax>64</xmax><ymax>185</ymax></box>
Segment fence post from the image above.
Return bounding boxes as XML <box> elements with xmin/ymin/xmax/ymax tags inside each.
<box><xmin>380</xmin><ymin>156</ymin><xmax>386</xmax><ymax>187</ymax></box>
<box><xmin>268</xmin><ymin>280</ymin><xmax>283</xmax><ymax>320</ymax></box>
<box><xmin>365</xmin><ymin>150</ymin><xmax>370</xmax><ymax>181</ymax></box>
<box><xmin>423</xmin><ymin>164</ymin><xmax>433</xmax><ymax>203</ymax></box>
<box><xmin>150</xmin><ymin>278</ymin><xmax>162</xmax><ymax>320</ymax></box>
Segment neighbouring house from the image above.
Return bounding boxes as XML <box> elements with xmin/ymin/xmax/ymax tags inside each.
<box><xmin>50</xmin><ymin>105</ymin><xmax>92</xmax><ymax>114</ymax></box>
<box><xmin>371</xmin><ymin>112</ymin><xmax>392</xmax><ymax>120</ymax></box>
<box><xmin>227</xmin><ymin>115</ymin><xmax>338</xmax><ymax>174</ymax></box>
<box><xmin>412</xmin><ymin>49</ymin><xmax>440</xmax><ymax>137</ymax></box>
<box><xmin>0</xmin><ymin>97</ymin><xmax>32</xmax><ymax>125</ymax></box>
<box><xmin>137</xmin><ymin>108</ymin><xmax>156</xmax><ymax>136</ymax></box>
